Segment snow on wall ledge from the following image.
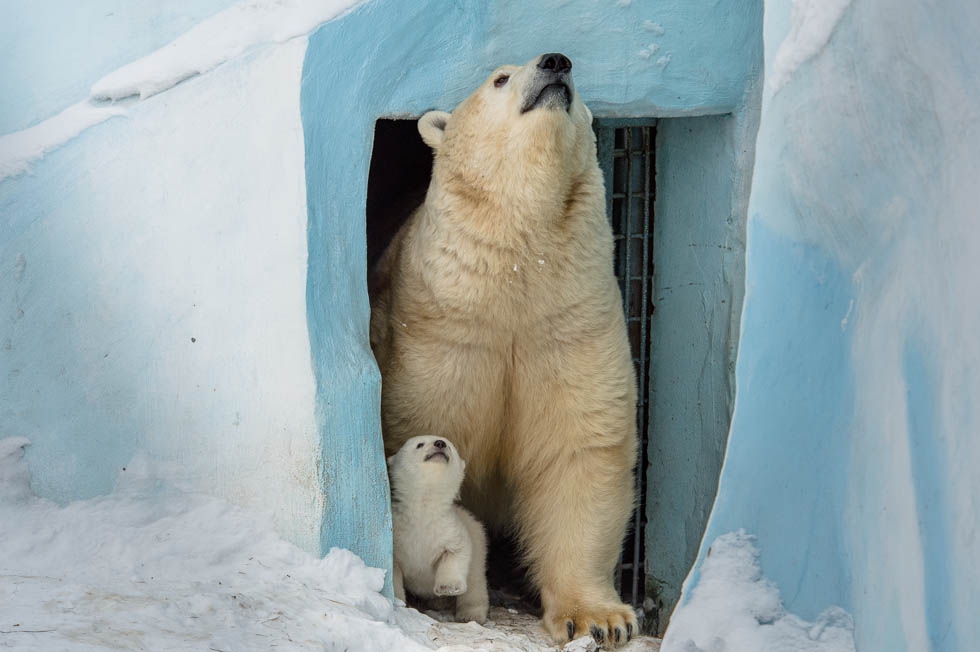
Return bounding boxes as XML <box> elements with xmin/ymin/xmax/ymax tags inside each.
<box><xmin>675</xmin><ymin>0</ymin><xmax>980</xmax><ymax>651</ymax></box>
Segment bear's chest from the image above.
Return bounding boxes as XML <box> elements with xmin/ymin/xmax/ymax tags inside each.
<box><xmin>410</xmin><ymin>227</ymin><xmax>608</xmax><ymax>330</ymax></box>
<box><xmin>393</xmin><ymin>506</ymin><xmax>467</xmax><ymax>594</ymax></box>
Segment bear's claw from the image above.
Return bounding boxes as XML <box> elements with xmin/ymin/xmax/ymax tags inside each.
<box><xmin>545</xmin><ymin>601</ymin><xmax>638</xmax><ymax>648</ymax></box>
<box><xmin>589</xmin><ymin>625</ymin><xmax>605</xmax><ymax>643</ymax></box>
<box><xmin>613</xmin><ymin>624</ymin><xmax>629</xmax><ymax>643</ymax></box>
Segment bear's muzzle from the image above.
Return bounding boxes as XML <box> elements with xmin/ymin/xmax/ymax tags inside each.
<box><xmin>521</xmin><ymin>52</ymin><xmax>574</xmax><ymax>114</ymax></box>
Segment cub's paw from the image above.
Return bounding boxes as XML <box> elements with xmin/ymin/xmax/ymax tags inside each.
<box><xmin>543</xmin><ymin>601</ymin><xmax>638</xmax><ymax>648</ymax></box>
<box><xmin>433</xmin><ymin>579</ymin><xmax>467</xmax><ymax>596</ymax></box>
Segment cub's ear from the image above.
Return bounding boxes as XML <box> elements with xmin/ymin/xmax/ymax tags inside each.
<box><xmin>386</xmin><ymin>455</ymin><xmax>395</xmax><ymax>466</ymax></box>
<box><xmin>418</xmin><ymin>110</ymin><xmax>451</xmax><ymax>150</ymax></box>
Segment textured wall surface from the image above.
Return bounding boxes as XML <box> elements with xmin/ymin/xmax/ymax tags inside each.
<box><xmin>684</xmin><ymin>1</ymin><xmax>980</xmax><ymax>650</ymax></box>
<box><xmin>0</xmin><ymin>0</ymin><xmax>321</xmax><ymax>552</ymax></box>
<box><xmin>646</xmin><ymin>107</ymin><xmax>761</xmax><ymax>627</ymax></box>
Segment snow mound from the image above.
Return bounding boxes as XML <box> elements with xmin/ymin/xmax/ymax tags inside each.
<box><xmin>662</xmin><ymin>531</ymin><xmax>856</xmax><ymax>652</ymax></box>
<box><xmin>0</xmin><ymin>437</ymin><xmax>431</xmax><ymax>651</ymax></box>
<box><xmin>0</xmin><ymin>437</ymin><xmax>33</xmax><ymax>503</ymax></box>
<box><xmin>0</xmin><ymin>437</ymin><xmax>667</xmax><ymax>651</ymax></box>
<box><xmin>90</xmin><ymin>0</ymin><xmax>363</xmax><ymax>101</ymax></box>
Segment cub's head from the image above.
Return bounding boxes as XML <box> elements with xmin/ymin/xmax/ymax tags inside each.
<box><xmin>387</xmin><ymin>436</ymin><xmax>466</xmax><ymax>500</ymax></box>
<box><xmin>417</xmin><ymin>53</ymin><xmax>597</xmax><ymax>203</ymax></box>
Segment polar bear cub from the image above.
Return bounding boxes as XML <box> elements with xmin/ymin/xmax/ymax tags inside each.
<box><xmin>388</xmin><ymin>435</ymin><xmax>489</xmax><ymax>623</ymax></box>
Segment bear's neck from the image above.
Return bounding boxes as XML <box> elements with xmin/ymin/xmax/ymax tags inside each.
<box><xmin>391</xmin><ymin>482</ymin><xmax>460</xmax><ymax>516</ymax></box>
<box><xmin>392</xmin><ymin>495</ymin><xmax>458</xmax><ymax>522</ymax></box>
<box><xmin>427</xmin><ymin>165</ymin><xmax>603</xmax><ymax>245</ymax></box>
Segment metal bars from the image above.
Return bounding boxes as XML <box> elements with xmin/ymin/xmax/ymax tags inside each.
<box><xmin>595</xmin><ymin>121</ymin><xmax>657</xmax><ymax>610</ymax></box>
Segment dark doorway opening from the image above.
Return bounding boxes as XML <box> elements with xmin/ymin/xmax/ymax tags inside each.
<box><xmin>366</xmin><ymin>119</ymin><xmax>433</xmax><ymax>271</ymax></box>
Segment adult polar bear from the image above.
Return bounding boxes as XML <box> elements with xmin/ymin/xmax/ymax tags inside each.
<box><xmin>370</xmin><ymin>53</ymin><xmax>638</xmax><ymax>646</ymax></box>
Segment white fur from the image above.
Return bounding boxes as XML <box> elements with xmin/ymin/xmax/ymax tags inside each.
<box><xmin>388</xmin><ymin>436</ymin><xmax>489</xmax><ymax>624</ymax></box>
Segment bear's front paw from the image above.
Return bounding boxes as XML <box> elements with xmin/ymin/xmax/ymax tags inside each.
<box><xmin>543</xmin><ymin>600</ymin><xmax>638</xmax><ymax>648</ymax></box>
<box><xmin>433</xmin><ymin>580</ymin><xmax>466</xmax><ymax>596</ymax></box>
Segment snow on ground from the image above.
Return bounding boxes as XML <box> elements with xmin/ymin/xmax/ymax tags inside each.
<box><xmin>661</xmin><ymin>531</ymin><xmax>856</xmax><ymax>652</ymax></box>
<box><xmin>7</xmin><ymin>432</ymin><xmax>848</xmax><ymax>652</ymax></box>
<box><xmin>0</xmin><ymin>437</ymin><xmax>431</xmax><ymax>651</ymax></box>
<box><xmin>0</xmin><ymin>437</ymin><xmax>661</xmax><ymax>651</ymax></box>
<box><xmin>0</xmin><ymin>0</ymin><xmax>364</xmax><ymax>180</ymax></box>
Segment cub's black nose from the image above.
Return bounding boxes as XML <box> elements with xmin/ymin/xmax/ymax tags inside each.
<box><xmin>538</xmin><ymin>53</ymin><xmax>572</xmax><ymax>74</ymax></box>
<box><xmin>433</xmin><ymin>439</ymin><xmax>446</xmax><ymax>449</ymax></box>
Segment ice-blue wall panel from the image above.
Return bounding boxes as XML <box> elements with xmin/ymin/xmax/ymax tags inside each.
<box><xmin>683</xmin><ymin>0</ymin><xmax>980</xmax><ymax>649</ymax></box>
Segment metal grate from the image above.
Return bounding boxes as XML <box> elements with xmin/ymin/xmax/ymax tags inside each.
<box><xmin>595</xmin><ymin>122</ymin><xmax>657</xmax><ymax>614</ymax></box>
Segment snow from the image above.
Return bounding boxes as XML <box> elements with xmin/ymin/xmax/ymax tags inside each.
<box><xmin>90</xmin><ymin>0</ymin><xmax>363</xmax><ymax>102</ymax></box>
<box><xmin>0</xmin><ymin>437</ymin><xmax>430</xmax><ymax>651</ymax></box>
<box><xmin>0</xmin><ymin>437</ymin><xmax>661</xmax><ymax>652</ymax></box>
<box><xmin>0</xmin><ymin>101</ymin><xmax>125</xmax><ymax>180</ymax></box>
<box><xmin>768</xmin><ymin>0</ymin><xmax>852</xmax><ymax>93</ymax></box>
<box><xmin>662</xmin><ymin>532</ymin><xmax>856</xmax><ymax>652</ymax></box>
<box><xmin>642</xmin><ymin>21</ymin><xmax>665</xmax><ymax>36</ymax></box>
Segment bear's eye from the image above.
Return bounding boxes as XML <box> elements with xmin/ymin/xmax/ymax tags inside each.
<box><xmin>416</xmin><ymin>442</ymin><xmax>424</xmax><ymax>449</ymax></box>
<box><xmin>494</xmin><ymin>75</ymin><xmax>510</xmax><ymax>88</ymax></box>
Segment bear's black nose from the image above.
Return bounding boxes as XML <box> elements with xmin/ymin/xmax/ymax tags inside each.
<box><xmin>538</xmin><ymin>53</ymin><xmax>571</xmax><ymax>74</ymax></box>
<box><xmin>433</xmin><ymin>439</ymin><xmax>446</xmax><ymax>449</ymax></box>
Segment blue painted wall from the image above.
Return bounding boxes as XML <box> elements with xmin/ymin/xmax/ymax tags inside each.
<box><xmin>684</xmin><ymin>0</ymin><xmax>980</xmax><ymax>649</ymax></box>
<box><xmin>301</xmin><ymin>0</ymin><xmax>762</xmax><ymax>601</ymax></box>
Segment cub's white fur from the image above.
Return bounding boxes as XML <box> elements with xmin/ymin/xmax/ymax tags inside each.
<box><xmin>388</xmin><ymin>435</ymin><xmax>489</xmax><ymax>623</ymax></box>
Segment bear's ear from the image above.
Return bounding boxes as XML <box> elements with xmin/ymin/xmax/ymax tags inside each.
<box><xmin>418</xmin><ymin>110</ymin><xmax>451</xmax><ymax>150</ymax></box>
<box><xmin>386</xmin><ymin>454</ymin><xmax>395</xmax><ymax>466</ymax></box>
